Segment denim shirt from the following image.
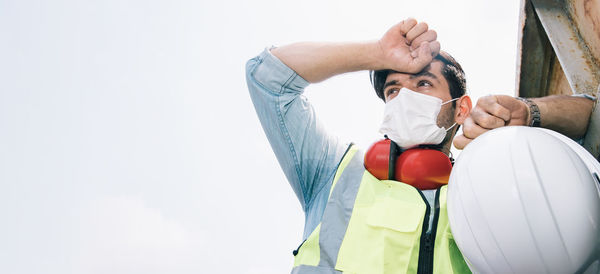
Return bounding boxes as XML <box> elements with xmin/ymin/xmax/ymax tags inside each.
<box><xmin>246</xmin><ymin>49</ymin><xmax>349</xmax><ymax>238</ymax></box>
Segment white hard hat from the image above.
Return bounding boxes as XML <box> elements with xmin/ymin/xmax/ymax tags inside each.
<box><xmin>448</xmin><ymin>126</ymin><xmax>600</xmax><ymax>273</ymax></box>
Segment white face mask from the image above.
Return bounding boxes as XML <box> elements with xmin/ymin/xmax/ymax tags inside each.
<box><xmin>379</xmin><ymin>88</ymin><xmax>458</xmax><ymax>148</ymax></box>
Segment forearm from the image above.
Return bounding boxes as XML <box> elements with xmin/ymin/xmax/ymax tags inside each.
<box><xmin>532</xmin><ymin>95</ymin><xmax>595</xmax><ymax>139</ymax></box>
<box><xmin>271</xmin><ymin>41</ymin><xmax>384</xmax><ymax>83</ymax></box>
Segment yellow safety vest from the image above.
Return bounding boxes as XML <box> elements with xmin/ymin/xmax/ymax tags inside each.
<box><xmin>292</xmin><ymin>145</ymin><xmax>471</xmax><ymax>273</ymax></box>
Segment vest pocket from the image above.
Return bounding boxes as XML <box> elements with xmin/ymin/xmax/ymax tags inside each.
<box><xmin>335</xmin><ymin>179</ymin><xmax>427</xmax><ymax>273</ymax></box>
<box><xmin>336</xmin><ymin>196</ymin><xmax>425</xmax><ymax>273</ymax></box>
<box><xmin>366</xmin><ymin>197</ymin><xmax>424</xmax><ymax>232</ymax></box>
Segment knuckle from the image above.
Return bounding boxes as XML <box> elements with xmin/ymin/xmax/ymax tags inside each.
<box><xmin>462</xmin><ymin>120</ymin><xmax>475</xmax><ymax>136</ymax></box>
<box><xmin>490</xmin><ymin>104</ymin><xmax>502</xmax><ymax>116</ymax></box>
<box><xmin>471</xmin><ymin>108</ymin><xmax>485</xmax><ymax>119</ymax></box>
<box><xmin>462</xmin><ymin>129</ymin><xmax>473</xmax><ymax>138</ymax></box>
<box><xmin>480</xmin><ymin>115</ymin><xmax>496</xmax><ymax>127</ymax></box>
<box><xmin>404</xmin><ymin>18</ymin><xmax>417</xmax><ymax>27</ymax></box>
<box><xmin>486</xmin><ymin>116</ymin><xmax>499</xmax><ymax>126</ymax></box>
<box><xmin>463</xmin><ymin>128</ymin><xmax>476</xmax><ymax>139</ymax></box>
<box><xmin>453</xmin><ymin>136</ymin><xmax>469</xmax><ymax>150</ymax></box>
<box><xmin>475</xmin><ymin>100</ymin><xmax>487</xmax><ymax>108</ymax></box>
<box><xmin>429</xmin><ymin>30</ymin><xmax>437</xmax><ymax>39</ymax></box>
<box><xmin>480</xmin><ymin>95</ymin><xmax>494</xmax><ymax>103</ymax></box>
<box><xmin>453</xmin><ymin>142</ymin><xmax>463</xmax><ymax>150</ymax></box>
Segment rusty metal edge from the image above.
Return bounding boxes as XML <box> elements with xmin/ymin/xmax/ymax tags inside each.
<box><xmin>532</xmin><ymin>0</ymin><xmax>600</xmax><ymax>96</ymax></box>
<box><xmin>515</xmin><ymin>0</ymin><xmax>528</xmax><ymax>97</ymax></box>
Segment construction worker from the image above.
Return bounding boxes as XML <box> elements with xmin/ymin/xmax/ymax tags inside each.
<box><xmin>245</xmin><ymin>19</ymin><xmax>595</xmax><ymax>273</ymax></box>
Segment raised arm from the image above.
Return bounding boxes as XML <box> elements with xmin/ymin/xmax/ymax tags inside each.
<box><xmin>271</xmin><ymin>19</ymin><xmax>441</xmax><ymax>83</ymax></box>
<box><xmin>454</xmin><ymin>94</ymin><xmax>595</xmax><ymax>149</ymax></box>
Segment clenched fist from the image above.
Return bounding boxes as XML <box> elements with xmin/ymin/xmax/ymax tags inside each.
<box><xmin>454</xmin><ymin>95</ymin><xmax>529</xmax><ymax>149</ymax></box>
<box><xmin>377</xmin><ymin>18</ymin><xmax>441</xmax><ymax>74</ymax></box>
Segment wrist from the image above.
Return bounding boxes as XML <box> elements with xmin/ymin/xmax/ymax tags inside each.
<box><xmin>516</xmin><ymin>97</ymin><xmax>541</xmax><ymax>127</ymax></box>
<box><xmin>362</xmin><ymin>40</ymin><xmax>387</xmax><ymax>71</ymax></box>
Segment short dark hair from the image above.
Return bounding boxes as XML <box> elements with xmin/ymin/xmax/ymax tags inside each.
<box><xmin>370</xmin><ymin>51</ymin><xmax>467</xmax><ymax>102</ymax></box>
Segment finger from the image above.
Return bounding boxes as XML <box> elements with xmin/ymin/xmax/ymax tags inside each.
<box><xmin>497</xmin><ymin>96</ymin><xmax>529</xmax><ymax>125</ymax></box>
<box><xmin>410</xmin><ymin>30</ymin><xmax>437</xmax><ymax>51</ymax></box>
<box><xmin>428</xmin><ymin>41</ymin><xmax>441</xmax><ymax>57</ymax></box>
<box><xmin>478</xmin><ymin>96</ymin><xmax>511</xmax><ymax>122</ymax></box>
<box><xmin>470</xmin><ymin>106</ymin><xmax>506</xmax><ymax>129</ymax></box>
<box><xmin>453</xmin><ymin>134</ymin><xmax>472</xmax><ymax>150</ymax></box>
<box><xmin>398</xmin><ymin>18</ymin><xmax>418</xmax><ymax>35</ymax></box>
<box><xmin>406</xmin><ymin>22</ymin><xmax>429</xmax><ymax>42</ymax></box>
<box><xmin>408</xmin><ymin>41</ymin><xmax>434</xmax><ymax>72</ymax></box>
<box><xmin>462</xmin><ymin>116</ymin><xmax>489</xmax><ymax>139</ymax></box>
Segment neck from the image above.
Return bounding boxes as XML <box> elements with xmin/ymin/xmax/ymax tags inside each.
<box><xmin>439</xmin><ymin>142</ymin><xmax>452</xmax><ymax>156</ymax></box>
<box><xmin>395</xmin><ymin>126</ymin><xmax>457</xmax><ymax>157</ymax></box>
<box><xmin>413</xmin><ymin>143</ymin><xmax>451</xmax><ymax>156</ymax></box>
<box><xmin>439</xmin><ymin>125</ymin><xmax>458</xmax><ymax>156</ymax></box>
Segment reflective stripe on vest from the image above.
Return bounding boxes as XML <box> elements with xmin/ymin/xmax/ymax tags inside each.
<box><xmin>319</xmin><ymin>146</ymin><xmax>365</xmax><ymax>267</ymax></box>
<box><xmin>293</xmin><ymin>145</ymin><xmax>470</xmax><ymax>274</ymax></box>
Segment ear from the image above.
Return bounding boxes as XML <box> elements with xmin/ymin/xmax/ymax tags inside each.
<box><xmin>454</xmin><ymin>95</ymin><xmax>472</xmax><ymax>125</ymax></box>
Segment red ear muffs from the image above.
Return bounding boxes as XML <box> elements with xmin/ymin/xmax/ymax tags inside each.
<box><xmin>395</xmin><ymin>148</ymin><xmax>452</xmax><ymax>190</ymax></box>
<box><xmin>364</xmin><ymin>139</ymin><xmax>393</xmax><ymax>180</ymax></box>
<box><xmin>364</xmin><ymin>139</ymin><xmax>453</xmax><ymax>190</ymax></box>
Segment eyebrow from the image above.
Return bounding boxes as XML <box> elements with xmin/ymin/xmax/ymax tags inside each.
<box><xmin>383</xmin><ymin>80</ymin><xmax>399</xmax><ymax>91</ymax></box>
<box><xmin>382</xmin><ymin>67</ymin><xmax>441</xmax><ymax>92</ymax></box>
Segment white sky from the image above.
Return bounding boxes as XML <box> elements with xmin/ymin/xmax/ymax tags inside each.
<box><xmin>0</xmin><ymin>0</ymin><xmax>519</xmax><ymax>273</ymax></box>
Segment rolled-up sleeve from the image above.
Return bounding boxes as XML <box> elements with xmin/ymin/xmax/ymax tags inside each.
<box><xmin>245</xmin><ymin>48</ymin><xmax>348</xmax><ymax>212</ymax></box>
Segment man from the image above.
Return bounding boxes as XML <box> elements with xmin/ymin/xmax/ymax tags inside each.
<box><xmin>246</xmin><ymin>19</ymin><xmax>594</xmax><ymax>273</ymax></box>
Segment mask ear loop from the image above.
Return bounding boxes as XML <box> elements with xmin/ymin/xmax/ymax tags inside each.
<box><xmin>441</xmin><ymin>97</ymin><xmax>460</xmax><ymax>106</ymax></box>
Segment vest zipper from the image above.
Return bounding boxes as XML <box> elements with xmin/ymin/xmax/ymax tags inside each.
<box><xmin>416</xmin><ymin>186</ymin><xmax>442</xmax><ymax>274</ymax></box>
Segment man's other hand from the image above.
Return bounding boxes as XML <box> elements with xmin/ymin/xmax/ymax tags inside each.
<box><xmin>454</xmin><ymin>95</ymin><xmax>529</xmax><ymax>149</ymax></box>
<box><xmin>378</xmin><ymin>18</ymin><xmax>441</xmax><ymax>74</ymax></box>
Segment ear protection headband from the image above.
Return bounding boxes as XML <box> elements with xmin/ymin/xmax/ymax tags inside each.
<box><xmin>364</xmin><ymin>138</ymin><xmax>453</xmax><ymax>190</ymax></box>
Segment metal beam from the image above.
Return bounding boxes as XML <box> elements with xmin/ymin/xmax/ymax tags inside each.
<box><xmin>531</xmin><ymin>0</ymin><xmax>599</xmax><ymax>96</ymax></box>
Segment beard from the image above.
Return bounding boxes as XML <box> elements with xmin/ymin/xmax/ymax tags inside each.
<box><xmin>436</xmin><ymin>104</ymin><xmax>458</xmax><ymax>152</ymax></box>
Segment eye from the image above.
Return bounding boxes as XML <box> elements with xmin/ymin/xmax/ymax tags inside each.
<box><xmin>385</xmin><ymin>88</ymin><xmax>400</xmax><ymax>99</ymax></box>
<box><xmin>417</xmin><ymin>80</ymin><xmax>433</xmax><ymax>88</ymax></box>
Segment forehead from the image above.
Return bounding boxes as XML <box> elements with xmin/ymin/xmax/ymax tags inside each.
<box><xmin>385</xmin><ymin>60</ymin><xmax>448</xmax><ymax>88</ymax></box>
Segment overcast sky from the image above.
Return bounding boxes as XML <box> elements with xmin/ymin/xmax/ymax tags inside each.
<box><xmin>0</xmin><ymin>0</ymin><xmax>520</xmax><ymax>273</ymax></box>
